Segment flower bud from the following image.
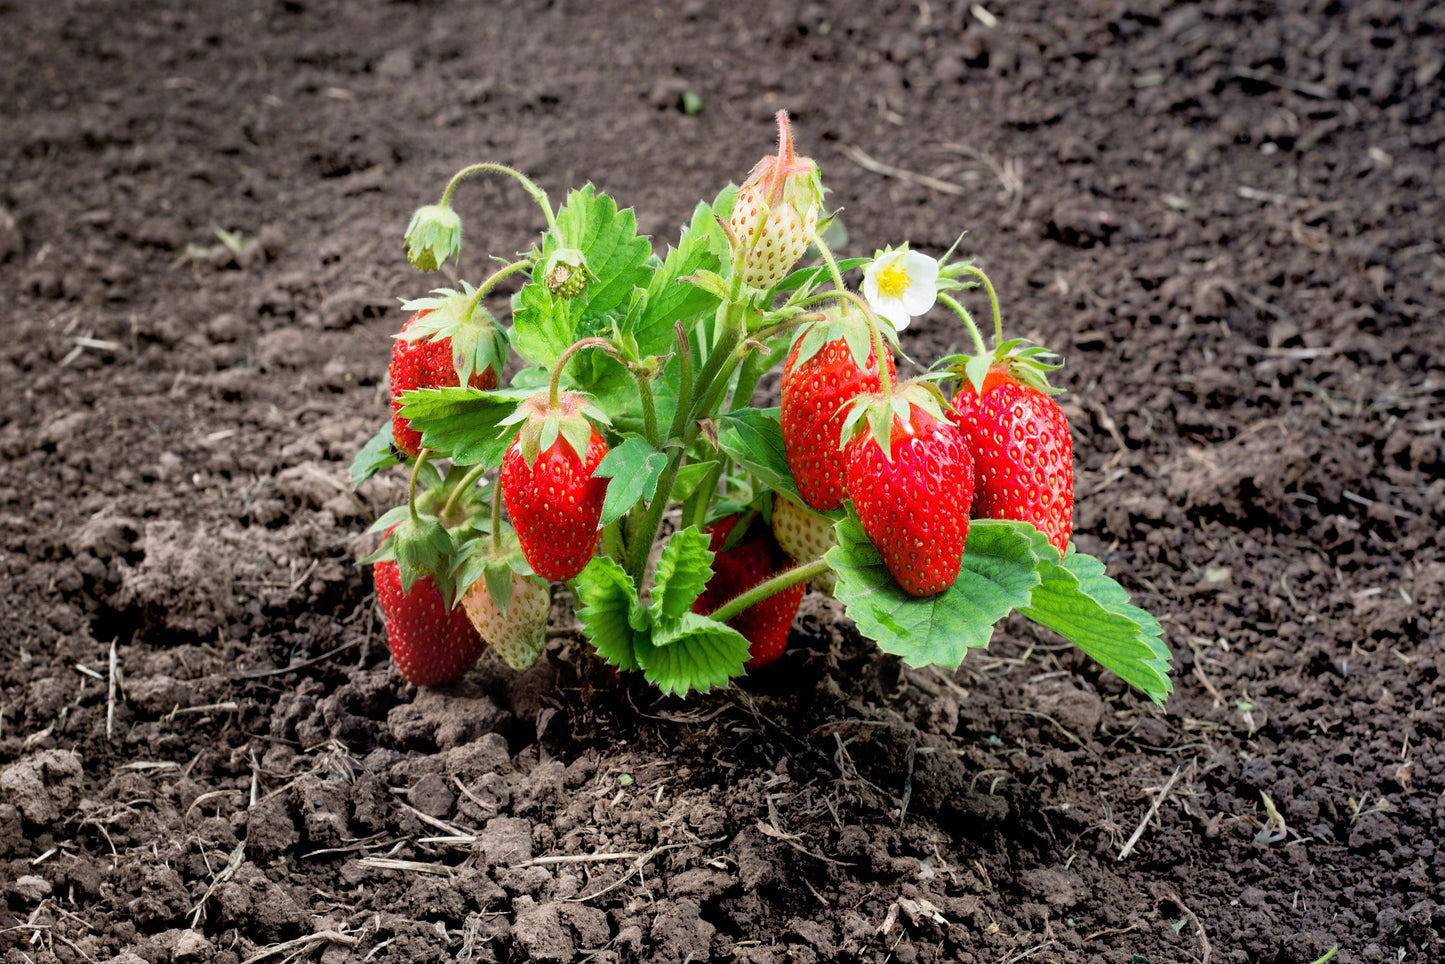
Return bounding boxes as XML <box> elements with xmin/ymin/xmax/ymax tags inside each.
<box><xmin>404</xmin><ymin>204</ymin><xmax>462</xmax><ymax>272</ymax></box>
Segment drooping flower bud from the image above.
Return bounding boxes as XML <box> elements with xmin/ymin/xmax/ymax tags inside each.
<box><xmin>728</xmin><ymin>111</ymin><xmax>825</xmax><ymax>290</ymax></box>
<box><xmin>404</xmin><ymin>203</ymin><xmax>462</xmax><ymax>271</ymax></box>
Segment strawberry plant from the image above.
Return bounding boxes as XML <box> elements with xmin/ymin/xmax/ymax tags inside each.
<box><xmin>352</xmin><ymin>113</ymin><xmax>1172</xmax><ymax>704</ymax></box>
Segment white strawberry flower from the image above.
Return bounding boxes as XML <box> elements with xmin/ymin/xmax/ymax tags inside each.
<box><xmin>863</xmin><ymin>248</ymin><xmax>940</xmax><ymax>331</ymax></box>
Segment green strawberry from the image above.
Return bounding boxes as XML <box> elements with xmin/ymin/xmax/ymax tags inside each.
<box><xmin>728</xmin><ymin>111</ymin><xmax>824</xmax><ymax>290</ymax></box>
<box><xmin>462</xmin><ymin>572</ymin><xmax>550</xmax><ymax>671</ymax></box>
<box><xmin>770</xmin><ymin>494</ymin><xmax>838</xmax><ymax>595</ymax></box>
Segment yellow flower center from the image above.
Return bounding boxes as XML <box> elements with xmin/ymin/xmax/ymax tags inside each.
<box><xmin>877</xmin><ymin>261</ymin><xmax>911</xmax><ymax>299</ymax></box>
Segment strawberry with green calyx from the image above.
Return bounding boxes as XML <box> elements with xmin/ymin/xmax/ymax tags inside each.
<box><xmin>542</xmin><ymin>246</ymin><xmax>595</xmax><ymax>299</ymax></box>
<box><xmin>780</xmin><ymin>303</ymin><xmax>898</xmax><ymax>511</ymax></box>
<box><xmin>842</xmin><ymin>380</ymin><xmax>975</xmax><ymax>597</ymax></box>
<box><xmin>451</xmin><ymin>505</ymin><xmax>552</xmax><ymax>671</ymax></box>
<box><xmin>403</xmin><ymin>203</ymin><xmax>463</xmax><ymax>272</ymax></box>
<box><xmin>728</xmin><ymin>110</ymin><xmax>827</xmax><ymax>291</ymax></box>
<box><xmin>499</xmin><ymin>339</ymin><xmax>616</xmax><ymax>582</ymax></box>
<box><xmin>769</xmin><ymin>493</ymin><xmax>839</xmax><ymax>596</ymax></box>
<box><xmin>692</xmin><ymin>513</ymin><xmax>805</xmax><ymax>669</ymax></box>
<box><xmin>375</xmin><ymin>556</ymin><xmax>486</xmax><ymax>686</ymax></box>
<box><xmin>390</xmin><ymin>286</ymin><xmax>510</xmax><ymax>458</ymax></box>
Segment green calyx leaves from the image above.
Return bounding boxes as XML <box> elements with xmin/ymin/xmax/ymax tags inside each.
<box><xmin>399</xmin><ymin>285</ymin><xmax>509</xmax><ymax>388</ymax></box>
<box><xmin>404</xmin><ymin>203</ymin><xmax>463</xmax><ymax>272</ymax></box>
<box><xmin>936</xmin><ymin>339</ymin><xmax>1065</xmax><ymax>397</ymax></box>
<box><xmin>828</xmin><ymin>510</ymin><xmax>1172</xmax><ymax>705</ymax></box>
<box><xmin>837</xmin><ymin>380</ymin><xmax>951</xmax><ymax>461</ymax></box>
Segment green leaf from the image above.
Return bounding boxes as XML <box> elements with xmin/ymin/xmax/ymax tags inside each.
<box><xmin>594</xmin><ymin>438</ymin><xmax>670</xmax><ymax>526</ymax></box>
<box><xmin>770</xmin><ymin>257</ymin><xmax>869</xmax><ymax>296</ymax></box>
<box><xmin>827</xmin><ymin>512</ymin><xmax>1041</xmax><ymax>668</ymax></box>
<box><xmin>671</xmin><ymin>460</ymin><xmax>718</xmax><ymax>504</ymax></box>
<box><xmin>399</xmin><ymin>387</ymin><xmax>531</xmax><ymax>467</ymax></box>
<box><xmin>650</xmin><ymin>526</ymin><xmax>715</xmax><ymax>622</ymax></box>
<box><xmin>629</xmin><ymin>201</ymin><xmax>724</xmax><ymax>358</ymax></box>
<box><xmin>350</xmin><ymin>423</ymin><xmax>401</xmax><ymax>487</ymax></box>
<box><xmin>635</xmin><ymin>612</ymin><xmax>749</xmax><ymax>696</ymax></box>
<box><xmin>1018</xmin><ymin>529</ymin><xmax>1173</xmax><ymax>705</ymax></box>
<box><xmin>574</xmin><ymin>556</ymin><xmax>643</xmax><ymax>672</ymax></box>
<box><xmin>716</xmin><ymin>408</ymin><xmax>802</xmax><ymax>504</ymax></box>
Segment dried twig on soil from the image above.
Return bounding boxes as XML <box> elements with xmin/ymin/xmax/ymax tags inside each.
<box><xmin>190</xmin><ymin>840</ymin><xmax>246</xmax><ymax>928</ymax></box>
<box><xmin>565</xmin><ymin>837</ymin><xmax>724</xmax><ymax>903</ymax></box>
<box><xmin>106</xmin><ymin>638</ymin><xmax>118</xmax><ymax>740</ymax></box>
<box><xmin>230</xmin><ymin>639</ymin><xmax>360</xmax><ymax>680</ymax></box>
<box><xmin>841</xmin><ymin>145</ymin><xmax>967</xmax><ymax>196</ymax></box>
<box><xmin>239</xmin><ymin>931</ymin><xmax>360</xmax><ymax>964</ymax></box>
<box><xmin>1159</xmin><ymin>892</ymin><xmax>1212</xmax><ymax>964</ymax></box>
<box><xmin>355</xmin><ymin>856</ymin><xmax>455</xmax><ymax>875</ymax></box>
<box><xmin>1117</xmin><ymin>762</ymin><xmax>1187</xmax><ymax>860</ymax></box>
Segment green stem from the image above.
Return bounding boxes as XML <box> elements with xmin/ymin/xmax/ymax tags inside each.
<box><xmin>438</xmin><ymin>163</ymin><xmax>558</xmax><ymax>235</ymax></box>
<box><xmin>440</xmin><ymin>463</ymin><xmax>488</xmax><ymax>522</ymax></box>
<box><xmin>960</xmin><ymin>265</ymin><xmax>1003</xmax><ymax>346</ymax></box>
<box><xmin>667</xmin><ymin>321</ymin><xmax>695</xmax><ymax>439</ymax></box>
<box><xmin>460</xmin><ymin>259</ymin><xmax>534</xmax><ymax>322</ymax></box>
<box><xmin>707</xmin><ymin>557</ymin><xmax>831</xmax><ymax>623</ymax></box>
<box><xmin>626</xmin><ymin>449</ymin><xmax>684</xmax><ymax>582</ymax></box>
<box><xmin>490</xmin><ymin>474</ymin><xmax>504</xmax><ymax>553</ymax></box>
<box><xmin>751</xmin><ymin>311</ymin><xmax>826</xmax><ymax>346</ymax></box>
<box><xmin>407</xmin><ymin>449</ymin><xmax>432</xmax><ymax>523</ymax></box>
<box><xmin>810</xmin><ymin>234</ymin><xmax>849</xmax><ymax>304</ymax></box>
<box><xmin>635</xmin><ymin>371</ymin><xmax>661</xmax><ymax>448</ymax></box>
<box><xmin>938</xmin><ymin>293</ymin><xmax>989</xmax><ymax>357</ymax></box>
<box><xmin>549</xmin><ymin>337</ymin><xmax>615</xmax><ymax>408</ymax></box>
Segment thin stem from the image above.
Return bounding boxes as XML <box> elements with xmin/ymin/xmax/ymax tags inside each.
<box><xmin>438</xmin><ymin>163</ymin><xmax>558</xmax><ymax>235</ymax></box>
<box><xmin>635</xmin><ymin>372</ymin><xmax>661</xmax><ymax>448</ymax></box>
<box><xmin>626</xmin><ymin>449</ymin><xmax>684</xmax><ymax>582</ymax></box>
<box><xmin>810</xmin><ymin>233</ymin><xmax>849</xmax><ymax>304</ymax></box>
<box><xmin>407</xmin><ymin>450</ymin><xmax>432</xmax><ymax>523</ymax></box>
<box><xmin>960</xmin><ymin>265</ymin><xmax>1003</xmax><ymax>346</ymax></box>
<box><xmin>549</xmin><ymin>337</ymin><xmax>615</xmax><ymax>408</ymax></box>
<box><xmin>461</xmin><ymin>259</ymin><xmax>534</xmax><ymax>322</ymax></box>
<box><xmin>751</xmin><ymin>311</ymin><xmax>826</xmax><ymax>345</ymax></box>
<box><xmin>938</xmin><ymin>293</ymin><xmax>989</xmax><ymax>357</ymax></box>
<box><xmin>707</xmin><ymin>558</ymin><xmax>831</xmax><ymax>624</ymax></box>
<box><xmin>667</xmin><ymin>321</ymin><xmax>695</xmax><ymax>439</ymax></box>
<box><xmin>440</xmin><ymin>463</ymin><xmax>488</xmax><ymax>522</ymax></box>
<box><xmin>490</xmin><ymin>474</ymin><xmax>504</xmax><ymax>552</ymax></box>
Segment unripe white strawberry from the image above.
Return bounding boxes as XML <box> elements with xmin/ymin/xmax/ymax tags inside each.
<box><xmin>729</xmin><ymin>112</ymin><xmax>824</xmax><ymax>290</ymax></box>
<box><xmin>771</xmin><ymin>494</ymin><xmax>838</xmax><ymax>596</ymax></box>
<box><xmin>462</xmin><ymin>573</ymin><xmax>550</xmax><ymax>671</ymax></box>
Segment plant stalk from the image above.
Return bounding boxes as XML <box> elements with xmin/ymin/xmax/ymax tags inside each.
<box><xmin>707</xmin><ymin>557</ymin><xmax>831</xmax><ymax>624</ymax></box>
<box><xmin>439</xmin><ymin>163</ymin><xmax>558</xmax><ymax>235</ymax></box>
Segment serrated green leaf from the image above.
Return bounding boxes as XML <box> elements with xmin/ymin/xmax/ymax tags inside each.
<box><xmin>828</xmin><ymin>512</ymin><xmax>1041</xmax><ymax>668</ymax></box>
<box><xmin>630</xmin><ymin>202</ymin><xmax>724</xmax><ymax>358</ymax></box>
<box><xmin>716</xmin><ymin>408</ymin><xmax>802</xmax><ymax>504</ymax></box>
<box><xmin>557</xmin><ymin>185</ymin><xmax>652</xmax><ymax>320</ymax></box>
<box><xmin>399</xmin><ymin>387</ymin><xmax>531</xmax><ymax>467</ymax></box>
<box><xmin>770</xmin><ymin>257</ymin><xmax>870</xmax><ymax>296</ymax></box>
<box><xmin>635</xmin><ymin>612</ymin><xmax>749</xmax><ymax>696</ymax></box>
<box><xmin>671</xmin><ymin>460</ymin><xmax>718</xmax><ymax>504</ymax></box>
<box><xmin>350</xmin><ymin>423</ymin><xmax>401</xmax><ymax>487</ymax></box>
<box><xmin>594</xmin><ymin>438</ymin><xmax>670</xmax><ymax>526</ymax></box>
<box><xmin>574</xmin><ymin>556</ymin><xmax>643</xmax><ymax>672</ymax></box>
<box><xmin>650</xmin><ymin>526</ymin><xmax>715</xmax><ymax>622</ymax></box>
<box><xmin>1019</xmin><ymin>529</ymin><xmax>1173</xmax><ymax>705</ymax></box>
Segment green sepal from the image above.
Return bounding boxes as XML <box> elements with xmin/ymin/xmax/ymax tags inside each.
<box><xmin>404</xmin><ymin>203</ymin><xmax>462</xmax><ymax>272</ymax></box>
<box><xmin>635</xmin><ymin>612</ymin><xmax>749</xmax><ymax>697</ymax></box>
<box><xmin>649</xmin><ymin>526</ymin><xmax>715</xmax><ymax>623</ymax></box>
<box><xmin>827</xmin><ymin>511</ymin><xmax>1040</xmax><ymax>668</ymax></box>
<box><xmin>715</xmin><ymin>408</ymin><xmax>803</xmax><ymax>506</ymax></box>
<box><xmin>770</xmin><ymin>257</ymin><xmax>869</xmax><ymax>298</ymax></box>
<box><xmin>574</xmin><ymin>556</ymin><xmax>643</xmax><ymax>672</ymax></box>
<box><xmin>350</xmin><ymin>423</ymin><xmax>402</xmax><ymax>488</ymax></box>
<box><xmin>681</xmin><ymin>269</ymin><xmax>731</xmax><ymax>302</ymax></box>
<box><xmin>386</xmin><ymin>514</ymin><xmax>457</xmax><ymax>599</ymax></box>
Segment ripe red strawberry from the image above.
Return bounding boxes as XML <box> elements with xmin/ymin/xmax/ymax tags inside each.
<box><xmin>770</xmin><ymin>494</ymin><xmax>838</xmax><ymax>595</ymax></box>
<box><xmin>500</xmin><ymin>393</ymin><xmax>610</xmax><ymax>582</ymax></box>
<box><xmin>950</xmin><ymin>368</ymin><xmax>1073</xmax><ymax>556</ymax></box>
<box><xmin>390</xmin><ymin>302</ymin><xmax>506</xmax><ymax>458</ymax></box>
<box><xmin>693</xmin><ymin>514</ymin><xmax>804</xmax><ymax>669</ymax></box>
<box><xmin>729</xmin><ymin>111</ymin><xmax>824</xmax><ymax>290</ymax></box>
<box><xmin>462</xmin><ymin>572</ymin><xmax>550</xmax><ymax>671</ymax></box>
<box><xmin>375</xmin><ymin>558</ymin><xmax>486</xmax><ymax>686</ymax></box>
<box><xmin>844</xmin><ymin>395</ymin><xmax>974</xmax><ymax>597</ymax></box>
<box><xmin>781</xmin><ymin>313</ymin><xmax>897</xmax><ymax>511</ymax></box>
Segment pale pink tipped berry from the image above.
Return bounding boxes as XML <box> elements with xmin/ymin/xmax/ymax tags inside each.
<box><xmin>729</xmin><ymin>111</ymin><xmax>824</xmax><ymax>290</ymax></box>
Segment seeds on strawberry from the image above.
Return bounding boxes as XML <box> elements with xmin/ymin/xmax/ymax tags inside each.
<box><xmin>390</xmin><ymin>308</ymin><xmax>502</xmax><ymax>458</ymax></box>
<box><xmin>728</xmin><ymin>111</ymin><xmax>823</xmax><ymax>291</ymax></box>
<box><xmin>462</xmin><ymin>573</ymin><xmax>550</xmax><ymax>671</ymax></box>
<box><xmin>845</xmin><ymin>400</ymin><xmax>974</xmax><ymax>597</ymax></box>
<box><xmin>951</xmin><ymin>369</ymin><xmax>1074</xmax><ymax>556</ymax></box>
<box><xmin>375</xmin><ymin>559</ymin><xmax>486</xmax><ymax>687</ymax></box>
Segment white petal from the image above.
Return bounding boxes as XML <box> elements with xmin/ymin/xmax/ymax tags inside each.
<box><xmin>900</xmin><ymin>286</ymin><xmax>937</xmax><ymax>317</ymax></box>
<box><xmin>875</xmin><ymin>298</ymin><xmax>911</xmax><ymax>331</ymax></box>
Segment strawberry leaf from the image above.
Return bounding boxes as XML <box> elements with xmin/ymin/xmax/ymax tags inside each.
<box><xmin>629</xmin><ymin>200</ymin><xmax>724</xmax><ymax>359</ymax></box>
<box><xmin>593</xmin><ymin>438</ymin><xmax>669</xmax><ymax>526</ymax></box>
<box><xmin>574</xmin><ymin>556</ymin><xmax>643</xmax><ymax>672</ymax></box>
<box><xmin>769</xmin><ymin>257</ymin><xmax>869</xmax><ymax>297</ymax></box>
<box><xmin>398</xmin><ymin>387</ymin><xmax>532</xmax><ymax>467</ymax></box>
<box><xmin>350</xmin><ymin>422</ymin><xmax>401</xmax><ymax>488</ymax></box>
<box><xmin>716</xmin><ymin>408</ymin><xmax>803</xmax><ymax>505</ymax></box>
<box><xmin>649</xmin><ymin>526</ymin><xmax>715</xmax><ymax>622</ymax></box>
<box><xmin>827</xmin><ymin>512</ymin><xmax>1041</xmax><ymax>668</ymax></box>
<box><xmin>1017</xmin><ymin>527</ymin><xmax>1173</xmax><ymax>705</ymax></box>
<box><xmin>636</xmin><ymin>612</ymin><xmax>749</xmax><ymax>696</ymax></box>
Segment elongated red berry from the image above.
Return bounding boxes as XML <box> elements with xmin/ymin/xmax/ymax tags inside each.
<box><xmin>781</xmin><ymin>333</ymin><xmax>895</xmax><ymax>511</ymax></box>
<box><xmin>375</xmin><ymin>559</ymin><xmax>486</xmax><ymax>686</ymax></box>
<box><xmin>693</xmin><ymin>515</ymin><xmax>803</xmax><ymax>669</ymax></box>
<box><xmin>390</xmin><ymin>310</ymin><xmax>500</xmax><ymax>458</ymax></box>
<box><xmin>501</xmin><ymin>422</ymin><xmax>609</xmax><ymax>582</ymax></box>
<box><xmin>845</xmin><ymin>404</ymin><xmax>974</xmax><ymax>597</ymax></box>
<box><xmin>951</xmin><ymin>369</ymin><xmax>1073</xmax><ymax>556</ymax></box>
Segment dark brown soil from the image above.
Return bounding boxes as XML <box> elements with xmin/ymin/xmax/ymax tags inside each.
<box><xmin>3</xmin><ymin>0</ymin><xmax>1443</xmax><ymax>961</ymax></box>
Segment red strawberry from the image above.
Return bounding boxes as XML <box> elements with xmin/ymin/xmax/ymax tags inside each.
<box><xmin>462</xmin><ymin>572</ymin><xmax>550</xmax><ymax>671</ymax></box>
<box><xmin>390</xmin><ymin>303</ymin><xmax>506</xmax><ymax>458</ymax></box>
<box><xmin>950</xmin><ymin>368</ymin><xmax>1073</xmax><ymax>556</ymax></box>
<box><xmin>781</xmin><ymin>312</ymin><xmax>896</xmax><ymax>511</ymax></box>
<box><xmin>693</xmin><ymin>514</ymin><xmax>804</xmax><ymax>669</ymax></box>
<box><xmin>375</xmin><ymin>558</ymin><xmax>486</xmax><ymax>686</ymax></box>
<box><xmin>770</xmin><ymin>493</ymin><xmax>838</xmax><ymax>595</ymax></box>
<box><xmin>500</xmin><ymin>392</ymin><xmax>610</xmax><ymax>582</ymax></box>
<box><xmin>728</xmin><ymin>111</ymin><xmax>824</xmax><ymax>290</ymax></box>
<box><xmin>844</xmin><ymin>394</ymin><xmax>974</xmax><ymax>597</ymax></box>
